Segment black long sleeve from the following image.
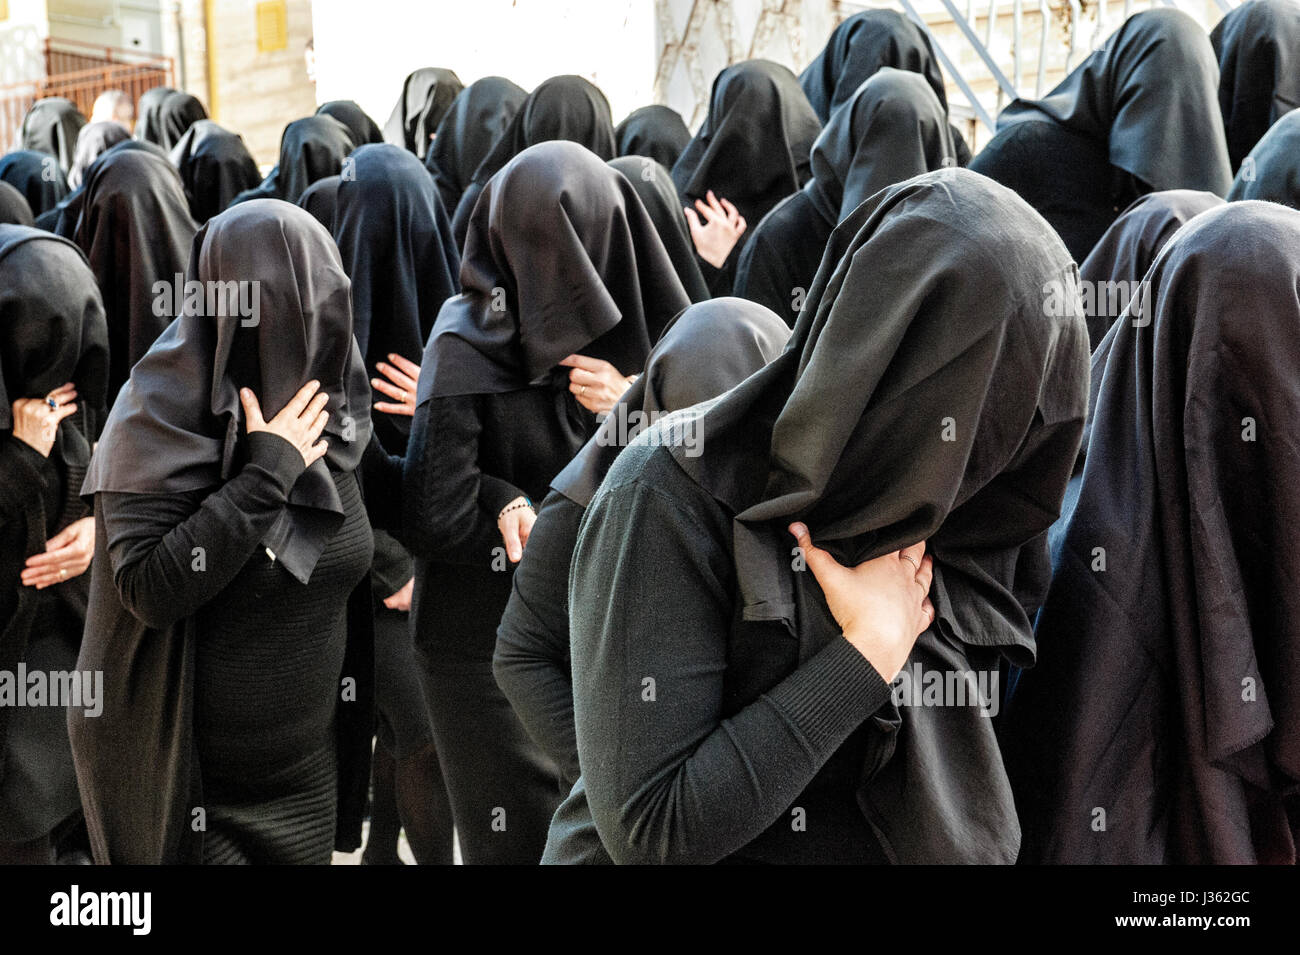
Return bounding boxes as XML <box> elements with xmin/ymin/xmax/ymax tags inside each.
<box><xmin>0</xmin><ymin>435</ymin><xmax>58</xmax><ymax>640</ymax></box>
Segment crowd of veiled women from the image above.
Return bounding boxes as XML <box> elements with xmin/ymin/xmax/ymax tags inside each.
<box><xmin>1</xmin><ymin>1</ymin><xmax>1297</xmax><ymax>866</ymax></box>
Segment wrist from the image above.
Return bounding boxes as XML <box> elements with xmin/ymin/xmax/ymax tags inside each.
<box><xmin>497</xmin><ymin>496</ymin><xmax>534</xmax><ymax>521</ymax></box>
<box><xmin>842</xmin><ymin>629</ymin><xmax>901</xmax><ymax>683</ymax></box>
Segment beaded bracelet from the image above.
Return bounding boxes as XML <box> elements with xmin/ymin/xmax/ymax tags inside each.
<box><xmin>498</xmin><ymin>497</ymin><xmax>534</xmax><ymax>520</ymax></box>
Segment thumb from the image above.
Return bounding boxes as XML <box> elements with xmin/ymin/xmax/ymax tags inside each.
<box><xmin>789</xmin><ymin>522</ymin><xmax>842</xmax><ymax>583</ymax></box>
<box><xmin>502</xmin><ymin>520</ymin><xmax>522</xmax><ymax>563</ymax></box>
<box><xmin>240</xmin><ymin>388</ymin><xmax>265</xmax><ymax>430</ymax></box>
<box><xmin>683</xmin><ymin>206</ymin><xmax>702</xmax><ymax>235</ymax></box>
<box><xmin>45</xmin><ymin>522</ymin><xmax>78</xmax><ymax>550</ymax></box>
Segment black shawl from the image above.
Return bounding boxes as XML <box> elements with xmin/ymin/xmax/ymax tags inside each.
<box><xmin>553</xmin><ymin>297</ymin><xmax>789</xmax><ymax>507</ymax></box>
<box><xmin>75</xmin><ymin>200</ymin><xmax>374</xmax><ymax>864</ymax></box>
<box><xmin>1079</xmin><ymin>189</ymin><xmax>1224</xmax><ymax>349</ymax></box>
<box><xmin>230</xmin><ymin>115</ymin><xmax>355</xmax><ymax>206</ymax></box>
<box><xmin>71</xmin><ymin>146</ymin><xmax>197</xmax><ymax>404</ymax></box>
<box><xmin>150</xmin><ymin>91</ymin><xmax>207</xmax><ymax>152</ymax></box>
<box><xmin>614</xmin><ymin>105</ymin><xmax>691</xmax><ymax>171</ymax></box>
<box><xmin>1211</xmin><ymin>0</ymin><xmax>1300</xmax><ymax>171</ymax></box>
<box><xmin>424</xmin><ymin>76</ymin><xmax>527</xmax><ymax>223</ymax></box>
<box><xmin>421</xmin><ymin>140</ymin><xmax>690</xmax><ymax>401</ymax></box>
<box><xmin>0</xmin><ymin>182</ymin><xmax>33</xmax><ymax>227</ymax></box>
<box><xmin>297</xmin><ymin>174</ymin><xmax>341</xmax><ymax>228</ymax></box>
<box><xmin>0</xmin><ymin>150</ymin><xmax>69</xmax><ymax>217</ymax></box>
<box><xmin>20</xmin><ymin>98</ymin><xmax>86</xmax><ymax>173</ymax></box>
<box><xmin>67</xmin><ymin>121</ymin><xmax>130</xmax><ymax>191</ymax></box>
<box><xmin>799</xmin><ymin>8</ymin><xmax>948</xmax><ymax>121</ymax></box>
<box><xmin>1006</xmin><ymin>201</ymin><xmax>1300</xmax><ymax>864</ymax></box>
<box><xmin>997</xmin><ymin>8</ymin><xmax>1232</xmax><ymax>197</ymax></box>
<box><xmin>451</xmin><ymin>75</ymin><xmax>616</xmax><ymax>246</ymax></box>
<box><xmin>1227</xmin><ymin>105</ymin><xmax>1300</xmax><ymax>206</ymax></box>
<box><xmin>382</xmin><ymin>67</ymin><xmax>464</xmax><ymax>159</ymax></box>
<box><xmin>133</xmin><ymin>86</ymin><xmax>177</xmax><ymax>145</ymax></box>
<box><xmin>0</xmin><ymin>226</ymin><xmax>107</xmax><ymax>780</ymax></box>
<box><xmin>669</xmin><ymin>169</ymin><xmax>1090</xmax><ymax>862</ymax></box>
<box><xmin>168</xmin><ymin>120</ymin><xmax>262</xmax><ymax>223</ymax></box>
<box><xmin>608</xmin><ymin>156</ymin><xmax>710</xmax><ymax>303</ymax></box>
<box><xmin>316</xmin><ymin>100</ymin><xmax>384</xmax><ymax>146</ymax></box>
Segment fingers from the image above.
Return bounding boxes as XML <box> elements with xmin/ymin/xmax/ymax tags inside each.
<box><xmin>42</xmin><ymin>523</ymin><xmax>80</xmax><ymax>551</ymax></box>
<box><xmin>705</xmin><ymin>190</ymin><xmax>727</xmax><ymax>219</ymax></box>
<box><xmin>370</xmin><ymin>376</ymin><xmax>408</xmax><ymax>402</ymax></box>
<box><xmin>303</xmin><ymin>439</ymin><xmax>329</xmax><ymax>468</ymax></box>
<box><xmin>719</xmin><ymin>196</ymin><xmax>740</xmax><ymax>221</ymax></box>
<box><xmin>47</xmin><ymin>382</ymin><xmax>77</xmax><ymax>400</ymax></box>
<box><xmin>518</xmin><ymin>512</ymin><xmax>535</xmax><ymax>551</ymax></box>
<box><xmin>386</xmin><ymin>353</ymin><xmax>422</xmax><ymax>380</ymax></box>
<box><xmin>900</xmin><ymin>540</ymin><xmax>926</xmax><ymax>569</ymax></box>
<box><xmin>52</xmin><ymin>401</ymin><xmax>79</xmax><ymax>425</ymax></box>
<box><xmin>373</xmin><ymin>401</ymin><xmax>414</xmax><ymax>417</ymax></box>
<box><xmin>789</xmin><ymin>522</ymin><xmax>842</xmax><ymax>582</ymax></box>
<box><xmin>240</xmin><ymin>388</ymin><xmax>266</xmax><ymax>430</ymax></box>
<box><xmin>917</xmin><ymin>597</ymin><xmax>936</xmax><ymax>636</ymax></box>
<box><xmin>23</xmin><ymin>543</ymin><xmax>81</xmax><ymax>569</ymax></box>
<box><xmin>683</xmin><ymin>206</ymin><xmax>703</xmax><ymax>236</ymax></box>
<box><xmin>566</xmin><ymin>366</ymin><xmax>599</xmax><ymax>387</ymax></box>
<box><xmin>558</xmin><ymin>354</ymin><xmax>605</xmax><ymax>372</ymax></box>
<box><xmin>915</xmin><ymin>553</ymin><xmax>934</xmax><ymax>595</ymax></box>
<box><xmin>281</xmin><ymin>379</ymin><xmax>322</xmax><ymax>421</ymax></box>
<box><xmin>694</xmin><ymin>197</ymin><xmax>722</xmax><ymax>225</ymax></box>
<box><xmin>501</xmin><ymin>518</ymin><xmax>523</xmax><ymax>563</ymax></box>
<box><xmin>734</xmin><ymin>216</ymin><xmax>747</xmax><ymax>237</ymax></box>
<box><xmin>375</xmin><ymin>359</ymin><xmax>417</xmax><ymax>393</ymax></box>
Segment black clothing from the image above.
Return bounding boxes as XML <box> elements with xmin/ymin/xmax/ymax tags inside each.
<box><xmin>20</xmin><ymin>98</ymin><xmax>86</xmax><ymax>173</ymax></box>
<box><xmin>0</xmin><ymin>151</ymin><xmax>68</xmax><ymax>218</ymax></box>
<box><xmin>133</xmin><ymin>87</ymin><xmax>177</xmax><ymax>146</ymax></box>
<box><xmin>608</xmin><ymin>156</ymin><xmax>710</xmax><ymax>302</ymax></box>
<box><xmin>1211</xmin><ymin>0</ymin><xmax>1300</xmax><ymax>171</ymax></box>
<box><xmin>1228</xmin><ymin>106</ymin><xmax>1300</xmax><ymax>206</ymax></box>
<box><xmin>614</xmin><ymin>105</ymin><xmax>691</xmax><ymax>170</ymax></box>
<box><xmin>297</xmin><ymin>175</ymin><xmax>340</xmax><ymax>228</ymax></box>
<box><xmin>229</xmin><ymin>116</ymin><xmax>355</xmax><ymax>206</ymax></box>
<box><xmin>151</xmin><ymin>91</ymin><xmax>207</xmax><ymax>152</ymax></box>
<box><xmin>383</xmin><ymin>68</ymin><xmax>464</xmax><ymax>159</ymax></box>
<box><xmin>0</xmin><ymin>182</ymin><xmax>33</xmax><ymax>227</ymax></box>
<box><xmin>316</xmin><ymin>100</ymin><xmax>383</xmax><ymax>147</ymax></box>
<box><xmin>168</xmin><ymin>120</ymin><xmax>262</xmax><ymax>223</ymax></box>
<box><xmin>424</xmin><ymin>76</ymin><xmax>527</xmax><ymax>224</ymax></box>
<box><xmin>67</xmin><ymin>121</ymin><xmax>130</xmax><ymax>190</ymax></box>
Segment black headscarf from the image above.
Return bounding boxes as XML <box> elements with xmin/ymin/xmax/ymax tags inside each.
<box><xmin>0</xmin><ymin>181</ymin><xmax>33</xmax><ymax>227</ymax></box>
<box><xmin>20</xmin><ymin>98</ymin><xmax>87</xmax><ymax>173</ymax></box>
<box><xmin>67</xmin><ymin>121</ymin><xmax>131</xmax><ymax>191</ymax></box>
<box><xmin>71</xmin><ymin>147</ymin><xmax>197</xmax><ymax>403</ymax></box>
<box><xmin>149</xmin><ymin>91</ymin><xmax>208</xmax><ymax>151</ymax></box>
<box><xmin>133</xmin><ymin>86</ymin><xmax>177</xmax><ymax>145</ymax></box>
<box><xmin>45</xmin><ymin>140</ymin><xmax>168</xmax><ymax>239</ymax></box>
<box><xmin>553</xmin><ymin>297</ymin><xmax>790</xmax><ymax>507</ymax></box>
<box><xmin>168</xmin><ymin>120</ymin><xmax>262</xmax><ymax>223</ymax></box>
<box><xmin>608</xmin><ymin>156</ymin><xmax>710</xmax><ymax>303</ymax></box>
<box><xmin>1006</xmin><ymin>201</ymin><xmax>1300</xmax><ymax>864</ymax></box>
<box><xmin>668</xmin><ymin>169</ymin><xmax>1090</xmax><ymax>862</ymax></box>
<box><xmin>1211</xmin><ymin>0</ymin><xmax>1300</xmax><ymax>171</ymax></box>
<box><xmin>614</xmin><ymin>105</ymin><xmax>692</xmax><ymax>171</ymax></box>
<box><xmin>382</xmin><ymin>67</ymin><xmax>464</xmax><ymax>159</ymax></box>
<box><xmin>83</xmin><ymin>199</ymin><xmax>373</xmax><ymax>584</ymax></box>
<box><xmin>230</xmin><ymin>115</ymin><xmax>355</xmax><ymax>206</ymax></box>
<box><xmin>1079</xmin><ymin>189</ymin><xmax>1224</xmax><ymax>349</ymax></box>
<box><xmin>0</xmin><ymin>150</ymin><xmax>69</xmax><ymax>217</ymax></box>
<box><xmin>804</xmin><ymin>67</ymin><xmax>955</xmax><ymax>226</ymax></box>
<box><xmin>316</xmin><ymin>100</ymin><xmax>384</xmax><ymax>146</ymax></box>
<box><xmin>422</xmin><ymin>141</ymin><xmax>690</xmax><ymax>402</ymax></box>
<box><xmin>997</xmin><ymin>8</ymin><xmax>1232</xmax><ymax>196</ymax></box>
<box><xmin>451</xmin><ymin>75</ymin><xmax>616</xmax><ymax>246</ymax></box>
<box><xmin>799</xmin><ymin>9</ymin><xmax>949</xmax><ymax>121</ymax></box>
<box><xmin>1227</xmin><ymin>105</ymin><xmax>1300</xmax><ymax>205</ymax></box>
<box><xmin>333</xmin><ymin>144</ymin><xmax>459</xmax><ymax>450</ymax></box>
<box><xmin>424</xmin><ymin>76</ymin><xmax>527</xmax><ymax>221</ymax></box>
<box><xmin>671</xmin><ymin>59</ymin><xmax>822</xmax><ymax>229</ymax></box>
<box><xmin>297</xmin><ymin>174</ymin><xmax>341</xmax><ymax>228</ymax></box>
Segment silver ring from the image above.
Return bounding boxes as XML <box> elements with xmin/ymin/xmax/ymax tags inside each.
<box><xmin>901</xmin><ymin>555</ymin><xmax>920</xmax><ymax>572</ymax></box>
<box><xmin>399</xmin><ymin>390</ymin><xmax>407</xmax><ymax>403</ymax></box>
<box><xmin>580</xmin><ymin>385</ymin><xmax>588</xmax><ymax>397</ymax></box>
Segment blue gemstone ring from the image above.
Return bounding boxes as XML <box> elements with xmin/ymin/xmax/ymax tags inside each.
<box><xmin>46</xmin><ymin>397</ymin><xmax>58</xmax><ymax>410</ymax></box>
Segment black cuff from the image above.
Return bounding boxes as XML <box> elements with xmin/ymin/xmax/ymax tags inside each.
<box><xmin>245</xmin><ymin>431</ymin><xmax>307</xmax><ymax>493</ymax></box>
<box><xmin>766</xmin><ymin>637</ymin><xmax>894</xmax><ymax>754</ymax></box>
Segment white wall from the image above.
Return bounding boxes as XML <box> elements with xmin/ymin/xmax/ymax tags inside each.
<box><xmin>311</xmin><ymin>0</ymin><xmax>656</xmax><ymax>131</ymax></box>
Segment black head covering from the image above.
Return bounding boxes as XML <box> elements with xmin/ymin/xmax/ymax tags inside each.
<box><xmin>421</xmin><ymin>141</ymin><xmax>691</xmax><ymax>401</ymax></box>
<box><xmin>0</xmin><ymin>150</ymin><xmax>69</xmax><ymax>217</ymax></box>
<box><xmin>133</xmin><ymin>86</ymin><xmax>176</xmax><ymax>145</ymax></box>
<box><xmin>671</xmin><ymin>59</ymin><xmax>822</xmax><ymax>227</ymax></box>
<box><xmin>82</xmin><ymin>199</ymin><xmax>373</xmax><ymax>584</ymax></box>
<box><xmin>1007</xmin><ymin>201</ymin><xmax>1300</xmax><ymax>864</ymax></box>
<box><xmin>609</xmin><ymin>156</ymin><xmax>710</xmax><ymax>303</ymax></box>
<box><xmin>72</xmin><ymin>147</ymin><xmax>197</xmax><ymax>402</ymax></box>
<box><xmin>168</xmin><ymin>120</ymin><xmax>262</xmax><ymax>223</ymax></box>
<box><xmin>382</xmin><ymin>67</ymin><xmax>464</xmax><ymax>159</ymax></box>
<box><xmin>1079</xmin><ymin>189</ymin><xmax>1224</xmax><ymax>348</ymax></box>
<box><xmin>0</xmin><ymin>181</ymin><xmax>34</xmax><ymax>227</ymax></box>
<box><xmin>1227</xmin><ymin>105</ymin><xmax>1300</xmax><ymax>205</ymax></box>
<box><xmin>297</xmin><ymin>174</ymin><xmax>341</xmax><ymax>228</ymax></box>
<box><xmin>67</xmin><ymin>121</ymin><xmax>131</xmax><ymax>191</ymax></box>
<box><xmin>804</xmin><ymin>67</ymin><xmax>955</xmax><ymax>226</ymax></box>
<box><xmin>316</xmin><ymin>100</ymin><xmax>384</xmax><ymax>146</ymax></box>
<box><xmin>333</xmin><ymin>144</ymin><xmax>459</xmax><ymax>449</ymax></box>
<box><xmin>666</xmin><ymin>169</ymin><xmax>1089</xmax><ymax>861</ymax></box>
<box><xmin>799</xmin><ymin>9</ymin><xmax>949</xmax><ymax>122</ymax></box>
<box><xmin>998</xmin><ymin>8</ymin><xmax>1232</xmax><ymax>196</ymax></box>
<box><xmin>45</xmin><ymin>139</ymin><xmax>167</xmax><ymax>239</ymax></box>
<box><xmin>1211</xmin><ymin>0</ymin><xmax>1300</xmax><ymax>171</ymax></box>
<box><xmin>553</xmin><ymin>297</ymin><xmax>790</xmax><ymax>507</ymax></box>
<box><xmin>614</xmin><ymin>105</ymin><xmax>692</xmax><ymax>170</ymax></box>
<box><xmin>20</xmin><ymin>97</ymin><xmax>87</xmax><ymax>173</ymax></box>
<box><xmin>424</xmin><ymin>76</ymin><xmax>527</xmax><ymax>220</ymax></box>
<box><xmin>230</xmin><ymin>115</ymin><xmax>355</xmax><ymax>206</ymax></box>
<box><xmin>149</xmin><ymin>91</ymin><xmax>207</xmax><ymax>151</ymax></box>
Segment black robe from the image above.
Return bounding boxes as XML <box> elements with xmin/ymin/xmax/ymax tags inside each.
<box><xmin>0</xmin><ymin>151</ymin><xmax>68</xmax><ymax>218</ymax></box>
<box><xmin>1211</xmin><ymin>0</ymin><xmax>1300</xmax><ymax>172</ymax></box>
<box><xmin>424</xmin><ymin>76</ymin><xmax>526</xmax><ymax>224</ymax></box>
<box><xmin>1005</xmin><ymin>201</ymin><xmax>1300</xmax><ymax>864</ymax></box>
<box><xmin>229</xmin><ymin>116</ymin><xmax>355</xmax><ymax>207</ymax></box>
<box><xmin>150</xmin><ymin>91</ymin><xmax>207</xmax><ymax>152</ymax></box>
<box><xmin>133</xmin><ymin>86</ymin><xmax>177</xmax><ymax>146</ymax></box>
<box><xmin>1227</xmin><ymin>106</ymin><xmax>1300</xmax><ymax>206</ymax></box>
<box><xmin>20</xmin><ymin>98</ymin><xmax>86</xmax><ymax>174</ymax></box>
<box><xmin>316</xmin><ymin>100</ymin><xmax>384</xmax><ymax>146</ymax></box>
<box><xmin>168</xmin><ymin>120</ymin><xmax>262</xmax><ymax>223</ymax></box>
<box><xmin>614</xmin><ymin>105</ymin><xmax>691</xmax><ymax>170</ymax></box>
<box><xmin>382</xmin><ymin>67</ymin><xmax>464</xmax><ymax>159</ymax></box>
<box><xmin>297</xmin><ymin>174</ymin><xmax>341</xmax><ymax>228</ymax></box>
<box><xmin>67</xmin><ymin>121</ymin><xmax>130</xmax><ymax>191</ymax></box>
<box><xmin>608</xmin><ymin>156</ymin><xmax>710</xmax><ymax>303</ymax></box>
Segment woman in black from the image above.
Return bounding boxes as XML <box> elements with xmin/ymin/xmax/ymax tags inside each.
<box><xmin>735</xmin><ymin>68</ymin><xmax>955</xmax><ymax>325</ymax></box>
<box><xmin>450</xmin><ymin>75</ymin><xmax>616</xmax><ymax>247</ymax></box>
<box><xmin>383</xmin><ymin>67</ymin><xmax>464</xmax><ymax>159</ymax></box>
<box><xmin>1227</xmin><ymin>107</ymin><xmax>1300</xmax><ymax>206</ymax></box>
<box><xmin>332</xmin><ymin>143</ymin><xmax>459</xmax><ymax>865</ymax></box>
<box><xmin>542</xmin><ymin>169</ymin><xmax>1090</xmax><ymax>865</ymax></box>
<box><xmin>494</xmin><ymin>297</ymin><xmax>789</xmax><ymax>786</ymax></box>
<box><xmin>20</xmin><ymin>98</ymin><xmax>86</xmax><ymax>175</ymax></box>
<box><xmin>1078</xmin><ymin>190</ymin><xmax>1224</xmax><ymax>349</ymax></box>
<box><xmin>168</xmin><ymin>120</ymin><xmax>262</xmax><ymax>223</ymax></box>
<box><xmin>671</xmin><ymin>59</ymin><xmax>822</xmax><ymax>294</ymax></box>
<box><xmin>1005</xmin><ymin>201</ymin><xmax>1300</xmax><ymax>864</ymax></box>
<box><xmin>71</xmin><ymin>147</ymin><xmax>197</xmax><ymax>404</ymax></box>
<box><xmin>72</xmin><ymin>200</ymin><xmax>376</xmax><ymax>864</ymax></box>
<box><xmin>298</xmin><ymin>174</ymin><xmax>341</xmax><ymax>228</ymax></box>
<box><xmin>0</xmin><ymin>151</ymin><xmax>68</xmax><ymax>219</ymax></box>
<box><xmin>384</xmin><ymin>140</ymin><xmax>690</xmax><ymax>864</ymax></box>
<box><xmin>1211</xmin><ymin>0</ymin><xmax>1300</xmax><ymax>172</ymax></box>
<box><xmin>133</xmin><ymin>87</ymin><xmax>176</xmax><ymax>145</ymax></box>
<box><xmin>424</xmin><ymin>76</ymin><xmax>527</xmax><ymax>225</ymax></box>
<box><xmin>67</xmin><ymin>121</ymin><xmax>130</xmax><ymax>190</ymax></box>
<box><xmin>969</xmin><ymin>8</ymin><xmax>1232</xmax><ymax>261</ymax></box>
<box><xmin>146</xmin><ymin>91</ymin><xmax>207</xmax><ymax>152</ymax></box>
<box><xmin>0</xmin><ymin>226</ymin><xmax>107</xmax><ymax>864</ymax></box>
<box><xmin>608</xmin><ymin>156</ymin><xmax>710</xmax><ymax>303</ymax></box>
<box><xmin>316</xmin><ymin>100</ymin><xmax>384</xmax><ymax>147</ymax></box>
<box><xmin>0</xmin><ymin>183</ymin><xmax>33</xmax><ymax>227</ymax></box>
<box><xmin>614</xmin><ymin>105</ymin><xmax>692</xmax><ymax>171</ymax></box>
<box><xmin>229</xmin><ymin>115</ymin><xmax>355</xmax><ymax>207</ymax></box>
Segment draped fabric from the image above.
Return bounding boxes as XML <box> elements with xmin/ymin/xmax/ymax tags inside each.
<box><xmin>0</xmin><ymin>151</ymin><xmax>69</xmax><ymax>218</ymax></box>
<box><xmin>67</xmin><ymin>121</ymin><xmax>130</xmax><ymax>191</ymax></box>
<box><xmin>1211</xmin><ymin>0</ymin><xmax>1300</xmax><ymax>171</ymax></box>
<box><xmin>20</xmin><ymin>98</ymin><xmax>87</xmax><ymax>174</ymax></box>
<box><xmin>608</xmin><ymin>156</ymin><xmax>710</xmax><ymax>303</ymax></box>
<box><xmin>614</xmin><ymin>105</ymin><xmax>692</xmax><ymax>171</ymax></box>
<box><xmin>1227</xmin><ymin>106</ymin><xmax>1300</xmax><ymax>207</ymax></box>
<box><xmin>382</xmin><ymin>67</ymin><xmax>464</xmax><ymax>159</ymax></box>
<box><xmin>168</xmin><ymin>120</ymin><xmax>262</xmax><ymax>223</ymax></box>
<box><xmin>424</xmin><ymin>76</ymin><xmax>527</xmax><ymax>223</ymax></box>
